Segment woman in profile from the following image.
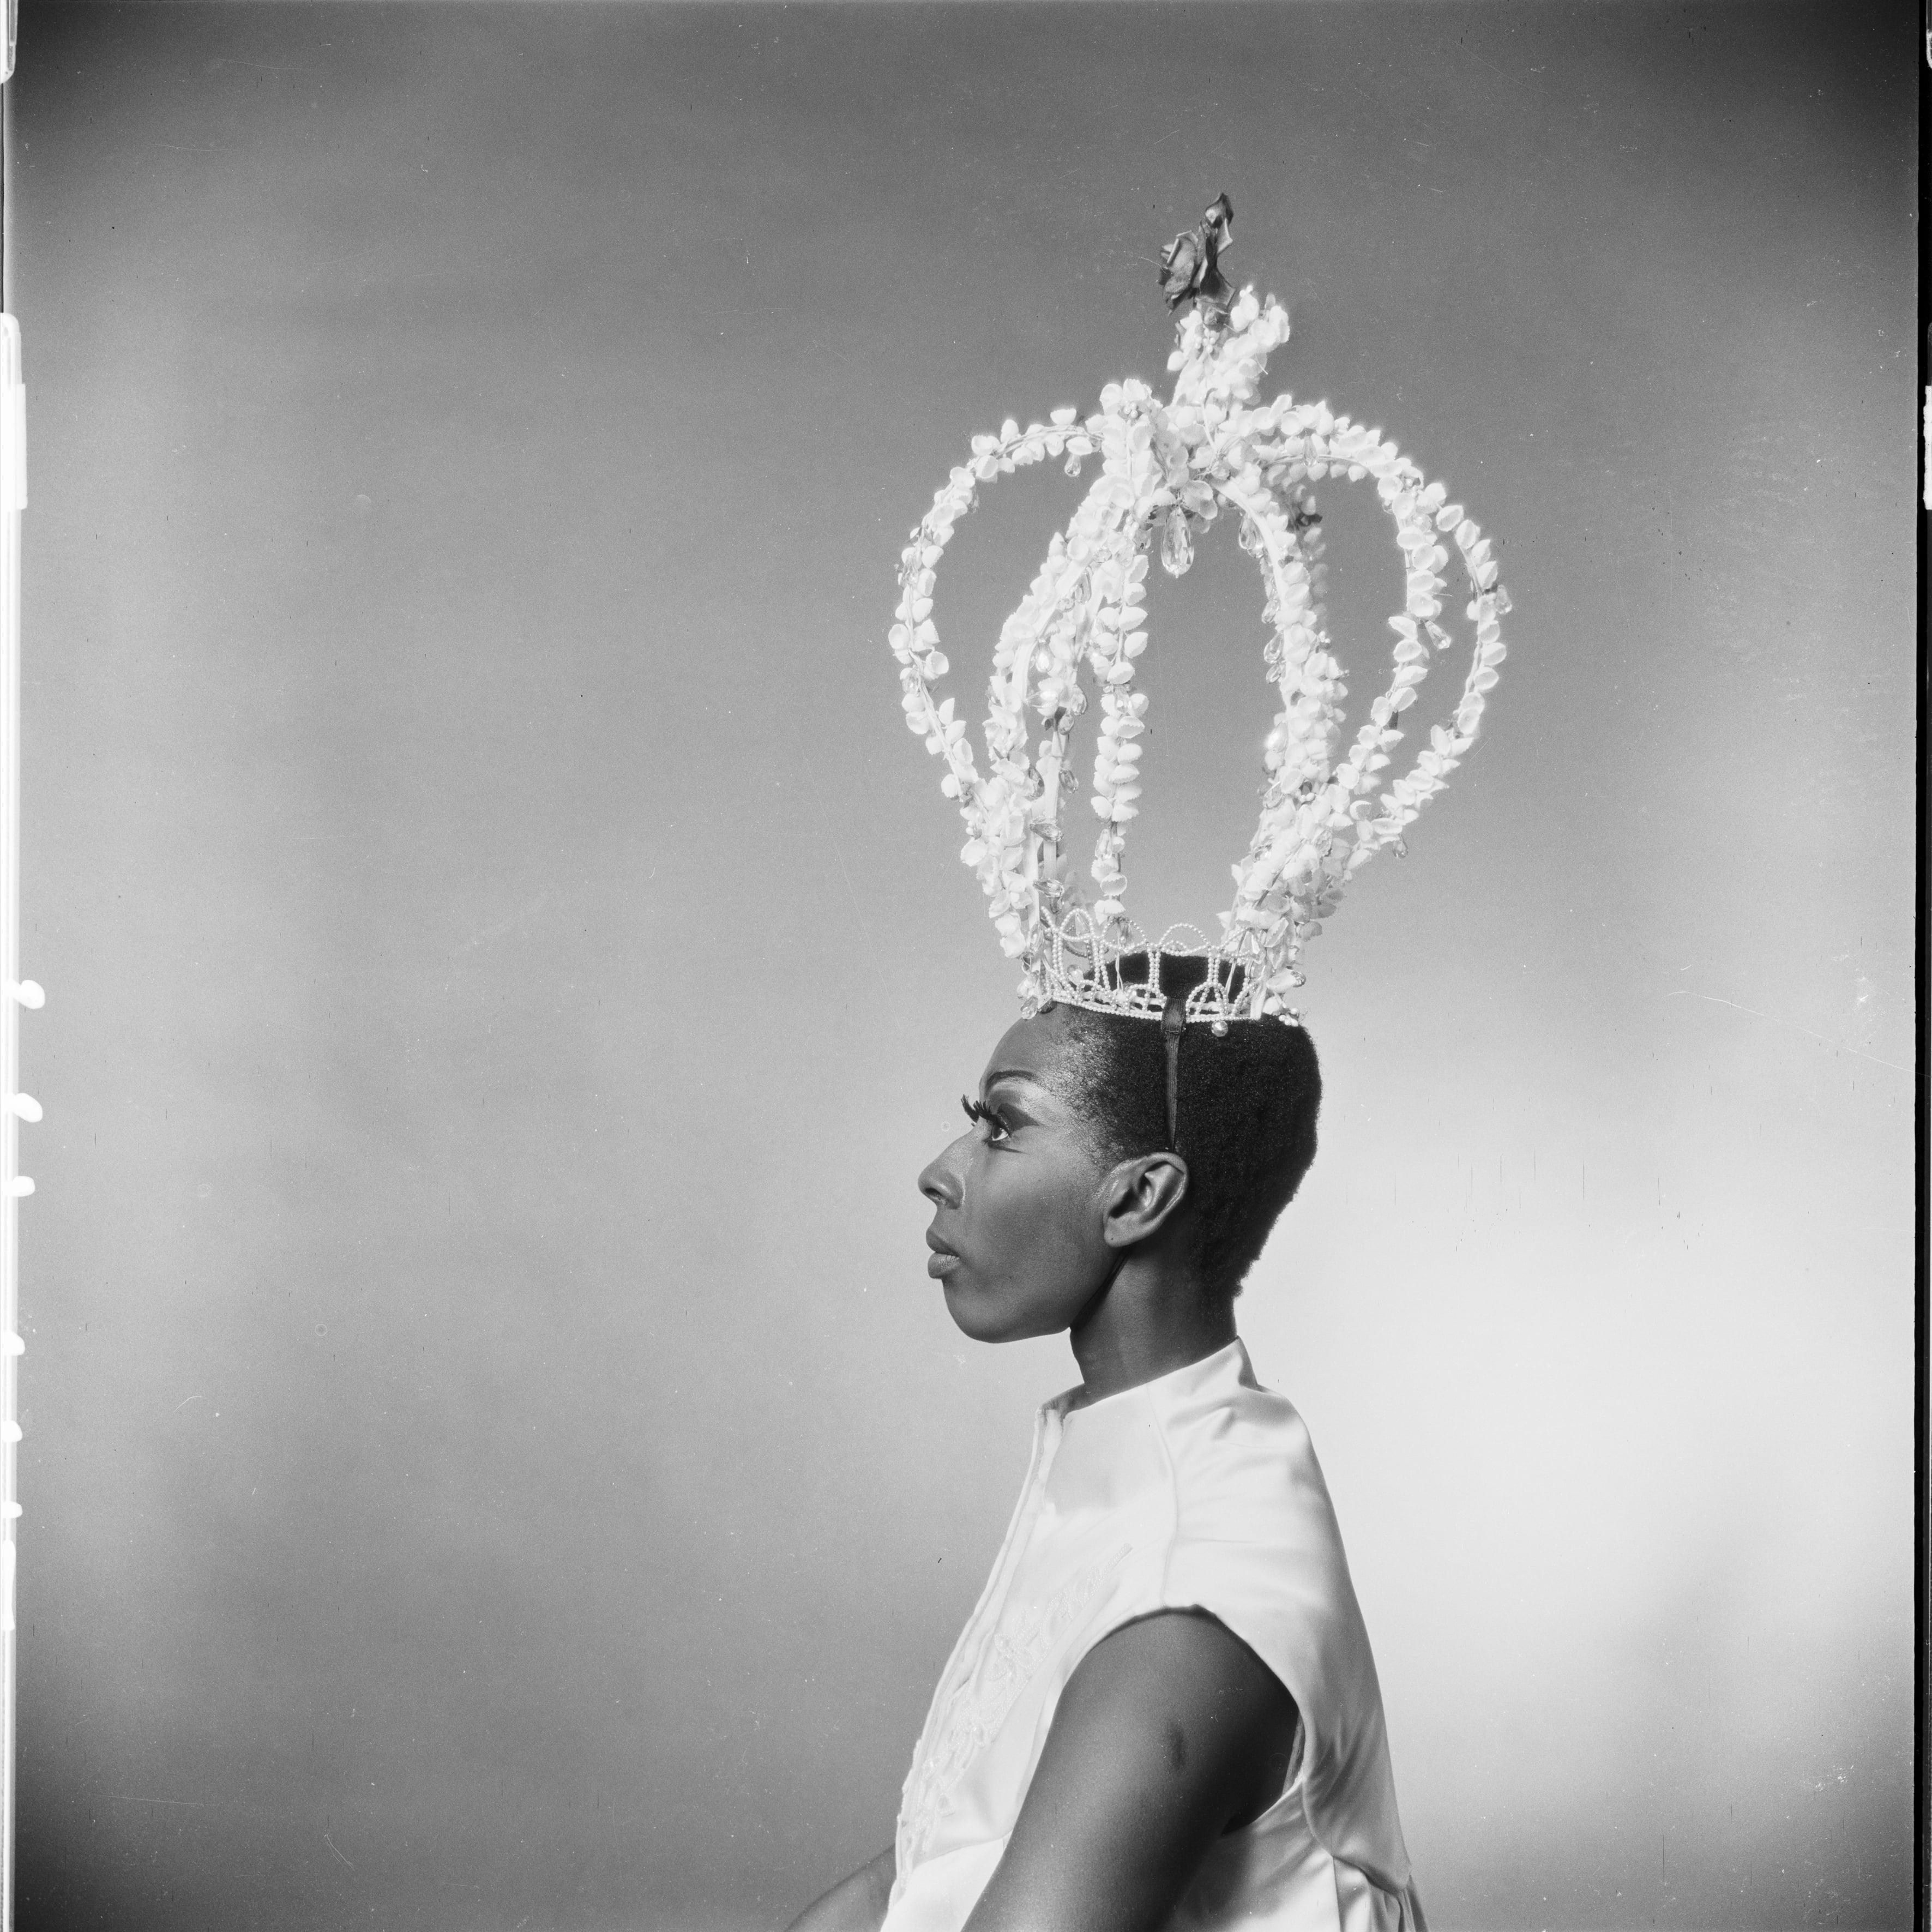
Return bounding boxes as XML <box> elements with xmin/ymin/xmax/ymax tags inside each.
<box><xmin>788</xmin><ymin>211</ymin><xmax>1504</xmax><ymax>1932</ymax></box>
<box><xmin>789</xmin><ymin>963</ymin><xmax>1423</xmax><ymax>1932</ymax></box>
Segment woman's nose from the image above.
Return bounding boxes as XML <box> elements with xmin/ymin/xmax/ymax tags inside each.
<box><xmin>919</xmin><ymin>1142</ymin><xmax>964</xmax><ymax>1208</ymax></box>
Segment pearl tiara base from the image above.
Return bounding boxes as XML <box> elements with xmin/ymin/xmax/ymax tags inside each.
<box><xmin>1037</xmin><ymin>907</ymin><xmax>1265</xmax><ymax>1034</ymax></box>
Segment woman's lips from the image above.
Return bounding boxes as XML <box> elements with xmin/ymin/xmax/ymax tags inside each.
<box><xmin>925</xmin><ymin>1236</ymin><xmax>961</xmax><ymax>1279</ymax></box>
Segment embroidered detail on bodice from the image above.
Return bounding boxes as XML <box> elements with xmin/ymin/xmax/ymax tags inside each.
<box><xmin>895</xmin><ymin>1546</ymin><xmax>1128</xmax><ymax>1880</ymax></box>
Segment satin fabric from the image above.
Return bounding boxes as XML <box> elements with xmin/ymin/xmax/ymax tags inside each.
<box><xmin>882</xmin><ymin>1341</ymin><xmax>1425</xmax><ymax>1932</ymax></box>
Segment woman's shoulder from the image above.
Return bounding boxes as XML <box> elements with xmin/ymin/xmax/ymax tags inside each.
<box><xmin>1144</xmin><ymin>1347</ymin><xmax>1348</xmax><ymax>1548</ymax></box>
<box><xmin>1133</xmin><ymin>1351</ymin><xmax>1381</xmax><ymax>1725</ymax></box>
<box><xmin>1122</xmin><ymin>1352</ymin><xmax>1411</xmax><ymax>1889</ymax></box>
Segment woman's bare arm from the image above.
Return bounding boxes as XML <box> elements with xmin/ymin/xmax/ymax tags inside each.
<box><xmin>963</xmin><ymin>1610</ymin><xmax>1297</xmax><ymax>1932</ymax></box>
<box><xmin>785</xmin><ymin>1846</ymin><xmax>896</xmax><ymax>1932</ymax></box>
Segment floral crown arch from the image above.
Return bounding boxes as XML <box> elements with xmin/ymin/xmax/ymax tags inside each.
<box><xmin>889</xmin><ymin>250</ymin><xmax>1510</xmax><ymax>1030</ymax></box>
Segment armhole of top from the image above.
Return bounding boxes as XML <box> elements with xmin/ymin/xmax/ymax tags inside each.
<box><xmin>1066</xmin><ymin>1599</ymin><xmax>1307</xmax><ymax>1832</ymax></box>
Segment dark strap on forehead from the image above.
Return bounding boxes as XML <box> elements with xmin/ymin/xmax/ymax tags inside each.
<box><xmin>1161</xmin><ymin>993</ymin><xmax>1187</xmax><ymax>1152</ymax></box>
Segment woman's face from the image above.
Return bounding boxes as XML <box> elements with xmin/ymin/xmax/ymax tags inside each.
<box><xmin>916</xmin><ymin>1007</ymin><xmax>1116</xmax><ymax>1344</ymax></box>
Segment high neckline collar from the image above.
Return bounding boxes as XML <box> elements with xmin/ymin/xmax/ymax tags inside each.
<box><xmin>1047</xmin><ymin>1336</ymin><xmax>1254</xmax><ymax>1427</ymax></box>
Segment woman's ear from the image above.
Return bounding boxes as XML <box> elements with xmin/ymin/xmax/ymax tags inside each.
<box><xmin>1099</xmin><ymin>1152</ymin><xmax>1190</xmax><ymax>1250</ymax></box>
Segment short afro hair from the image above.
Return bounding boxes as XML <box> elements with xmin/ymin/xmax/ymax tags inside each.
<box><xmin>1054</xmin><ymin>955</ymin><xmax>1321</xmax><ymax>1298</ymax></box>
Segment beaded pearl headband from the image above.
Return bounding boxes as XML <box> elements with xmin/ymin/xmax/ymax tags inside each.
<box><xmin>889</xmin><ymin>197</ymin><xmax>1512</xmax><ymax>1033</ymax></box>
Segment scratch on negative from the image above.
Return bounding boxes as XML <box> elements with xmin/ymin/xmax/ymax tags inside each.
<box><xmin>324</xmin><ymin>1832</ymin><xmax>356</xmax><ymax>1870</ymax></box>
<box><xmin>829</xmin><ymin>836</ymin><xmax>894</xmax><ymax>1004</ymax></box>
<box><xmin>451</xmin><ymin>894</ymin><xmax>547</xmax><ymax>958</ymax></box>
<box><xmin>1666</xmin><ymin>991</ymin><xmax>1906</xmax><ymax>1073</ymax></box>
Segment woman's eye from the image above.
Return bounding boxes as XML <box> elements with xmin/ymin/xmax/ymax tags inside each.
<box><xmin>959</xmin><ymin>1096</ymin><xmax>1012</xmax><ymax>1143</ymax></box>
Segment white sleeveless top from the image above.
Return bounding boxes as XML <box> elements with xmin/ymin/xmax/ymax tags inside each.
<box><xmin>883</xmin><ymin>1341</ymin><xmax>1424</xmax><ymax>1932</ymax></box>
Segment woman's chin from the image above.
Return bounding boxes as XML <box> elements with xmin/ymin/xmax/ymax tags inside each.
<box><xmin>941</xmin><ymin>1279</ymin><xmax>1065</xmax><ymax>1346</ymax></box>
<box><xmin>941</xmin><ymin>1280</ymin><xmax>1021</xmax><ymax>1345</ymax></box>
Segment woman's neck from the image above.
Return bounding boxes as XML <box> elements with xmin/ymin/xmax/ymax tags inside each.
<box><xmin>1067</xmin><ymin>1248</ymin><xmax>1238</xmax><ymax>1405</ymax></box>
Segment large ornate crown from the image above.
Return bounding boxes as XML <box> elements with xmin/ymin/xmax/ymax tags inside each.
<box><xmin>889</xmin><ymin>206</ymin><xmax>1510</xmax><ymax>1027</ymax></box>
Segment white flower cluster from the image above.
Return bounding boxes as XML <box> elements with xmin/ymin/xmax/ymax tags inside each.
<box><xmin>889</xmin><ymin>286</ymin><xmax>1510</xmax><ymax>1020</ymax></box>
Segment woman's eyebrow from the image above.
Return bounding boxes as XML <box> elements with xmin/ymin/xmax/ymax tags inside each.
<box><xmin>979</xmin><ymin>1069</ymin><xmax>1049</xmax><ymax>1099</ymax></box>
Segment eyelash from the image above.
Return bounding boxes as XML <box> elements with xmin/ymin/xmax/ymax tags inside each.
<box><xmin>961</xmin><ymin>1096</ymin><xmax>1012</xmax><ymax>1142</ymax></box>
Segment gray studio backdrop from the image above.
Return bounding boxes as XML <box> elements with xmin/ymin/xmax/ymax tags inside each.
<box><xmin>8</xmin><ymin>3</ymin><xmax>1916</xmax><ymax>1928</ymax></box>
